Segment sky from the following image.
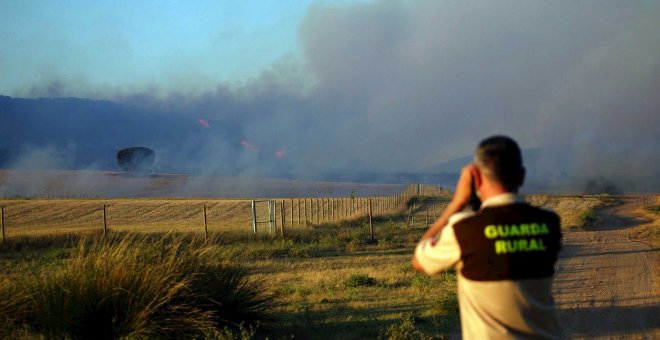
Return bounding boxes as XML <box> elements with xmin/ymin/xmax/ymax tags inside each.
<box><xmin>0</xmin><ymin>0</ymin><xmax>365</xmax><ymax>96</ymax></box>
<box><xmin>1</xmin><ymin>0</ymin><xmax>659</xmax><ymax>192</ymax></box>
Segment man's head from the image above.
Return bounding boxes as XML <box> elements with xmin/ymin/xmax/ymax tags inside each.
<box><xmin>474</xmin><ymin>135</ymin><xmax>525</xmax><ymax>192</ymax></box>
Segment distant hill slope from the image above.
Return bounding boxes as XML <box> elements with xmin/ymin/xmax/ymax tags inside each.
<box><xmin>3</xmin><ymin>96</ymin><xmax>657</xmax><ymax>193</ymax></box>
<box><xmin>0</xmin><ymin>96</ymin><xmax>252</xmax><ymax>174</ymax></box>
<box><xmin>421</xmin><ymin>148</ymin><xmax>586</xmax><ymax>193</ymax></box>
<box><xmin>421</xmin><ymin>148</ymin><xmax>544</xmax><ymax>174</ymax></box>
<box><xmin>0</xmin><ymin>96</ymin><xmax>456</xmax><ymax>185</ymax></box>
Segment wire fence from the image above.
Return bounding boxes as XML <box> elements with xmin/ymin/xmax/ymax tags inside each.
<box><xmin>0</xmin><ymin>183</ymin><xmax>450</xmax><ymax>240</ymax></box>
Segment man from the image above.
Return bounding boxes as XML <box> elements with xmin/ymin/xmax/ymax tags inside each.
<box><xmin>412</xmin><ymin>136</ymin><xmax>562</xmax><ymax>339</ymax></box>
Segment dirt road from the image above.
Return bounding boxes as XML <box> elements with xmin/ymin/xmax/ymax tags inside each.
<box><xmin>554</xmin><ymin>197</ymin><xmax>659</xmax><ymax>339</ymax></box>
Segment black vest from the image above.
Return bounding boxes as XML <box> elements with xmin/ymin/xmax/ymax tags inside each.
<box><xmin>453</xmin><ymin>203</ymin><xmax>562</xmax><ymax>281</ymax></box>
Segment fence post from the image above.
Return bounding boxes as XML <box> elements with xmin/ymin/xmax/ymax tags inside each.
<box><xmin>1</xmin><ymin>206</ymin><xmax>5</xmax><ymax>242</ymax></box>
<box><xmin>304</xmin><ymin>199</ymin><xmax>308</xmax><ymax>226</ymax></box>
<box><xmin>270</xmin><ymin>200</ymin><xmax>276</xmax><ymax>235</ymax></box>
<box><xmin>425</xmin><ymin>206</ymin><xmax>429</xmax><ymax>228</ymax></box>
<box><xmin>203</xmin><ymin>204</ymin><xmax>208</xmax><ymax>241</ymax></box>
<box><xmin>368</xmin><ymin>199</ymin><xmax>374</xmax><ymax>242</ymax></box>
<box><xmin>332</xmin><ymin>198</ymin><xmax>336</xmax><ymax>221</ymax></box>
<box><xmin>321</xmin><ymin>198</ymin><xmax>325</xmax><ymax>222</ymax></box>
<box><xmin>290</xmin><ymin>199</ymin><xmax>294</xmax><ymax>228</ymax></box>
<box><xmin>103</xmin><ymin>204</ymin><xmax>108</xmax><ymax>238</ymax></box>
<box><xmin>343</xmin><ymin>198</ymin><xmax>347</xmax><ymax>219</ymax></box>
<box><xmin>297</xmin><ymin>199</ymin><xmax>301</xmax><ymax>227</ymax></box>
<box><xmin>280</xmin><ymin>201</ymin><xmax>286</xmax><ymax>239</ymax></box>
<box><xmin>251</xmin><ymin>201</ymin><xmax>257</xmax><ymax>235</ymax></box>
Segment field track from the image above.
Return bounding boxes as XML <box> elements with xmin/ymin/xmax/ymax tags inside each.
<box><xmin>554</xmin><ymin>197</ymin><xmax>659</xmax><ymax>338</ymax></box>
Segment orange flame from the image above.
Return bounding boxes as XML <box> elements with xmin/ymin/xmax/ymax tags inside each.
<box><xmin>197</xmin><ymin>118</ymin><xmax>210</xmax><ymax>128</ymax></box>
<box><xmin>240</xmin><ymin>139</ymin><xmax>259</xmax><ymax>153</ymax></box>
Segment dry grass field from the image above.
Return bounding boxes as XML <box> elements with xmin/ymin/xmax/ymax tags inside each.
<box><xmin>0</xmin><ymin>169</ymin><xmax>412</xmax><ymax>198</ymax></box>
<box><xmin>0</xmin><ymin>196</ymin><xmax>409</xmax><ymax>237</ymax></box>
<box><xmin>2</xmin><ymin>193</ymin><xmax>657</xmax><ymax>338</ymax></box>
<box><xmin>0</xmin><ymin>198</ymin><xmax>254</xmax><ymax>236</ymax></box>
<box><xmin>0</xmin><ymin>193</ymin><xmax>605</xmax><ymax>238</ymax></box>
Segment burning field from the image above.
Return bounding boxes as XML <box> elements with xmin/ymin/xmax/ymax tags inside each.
<box><xmin>0</xmin><ymin>169</ymin><xmax>408</xmax><ymax>199</ymax></box>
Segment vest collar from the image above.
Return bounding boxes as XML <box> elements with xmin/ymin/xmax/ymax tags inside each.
<box><xmin>480</xmin><ymin>193</ymin><xmax>522</xmax><ymax>209</ymax></box>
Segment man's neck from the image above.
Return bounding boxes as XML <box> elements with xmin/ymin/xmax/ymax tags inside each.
<box><xmin>478</xmin><ymin>182</ymin><xmax>517</xmax><ymax>202</ymax></box>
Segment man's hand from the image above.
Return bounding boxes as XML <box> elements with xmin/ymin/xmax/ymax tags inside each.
<box><xmin>453</xmin><ymin>164</ymin><xmax>480</xmax><ymax>207</ymax></box>
<box><xmin>417</xmin><ymin>164</ymin><xmax>480</xmax><ymax>241</ymax></box>
<box><xmin>413</xmin><ymin>164</ymin><xmax>480</xmax><ymax>272</ymax></box>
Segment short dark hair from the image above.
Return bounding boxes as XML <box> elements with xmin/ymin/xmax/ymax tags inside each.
<box><xmin>475</xmin><ymin>135</ymin><xmax>524</xmax><ymax>190</ymax></box>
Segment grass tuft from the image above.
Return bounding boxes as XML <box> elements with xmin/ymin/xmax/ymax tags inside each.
<box><xmin>578</xmin><ymin>208</ymin><xmax>598</xmax><ymax>227</ymax></box>
<box><xmin>0</xmin><ymin>234</ymin><xmax>274</xmax><ymax>339</ymax></box>
<box><xmin>344</xmin><ymin>273</ymin><xmax>378</xmax><ymax>288</ymax></box>
<box><xmin>381</xmin><ymin>312</ymin><xmax>431</xmax><ymax>340</ymax></box>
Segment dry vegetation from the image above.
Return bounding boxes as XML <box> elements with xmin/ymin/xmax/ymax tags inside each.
<box><xmin>526</xmin><ymin>194</ymin><xmax>609</xmax><ymax>228</ymax></box>
<box><xmin>628</xmin><ymin>195</ymin><xmax>660</xmax><ymax>247</ymax></box>
<box><xmin>0</xmin><ymin>196</ymin><xmax>411</xmax><ymax>237</ymax></box>
<box><xmin>0</xmin><ymin>234</ymin><xmax>273</xmax><ymax>339</ymax></box>
<box><xmin>0</xmin><ymin>193</ymin><xmax>621</xmax><ymax>338</ymax></box>
<box><xmin>0</xmin><ymin>199</ymin><xmax>254</xmax><ymax>236</ymax></box>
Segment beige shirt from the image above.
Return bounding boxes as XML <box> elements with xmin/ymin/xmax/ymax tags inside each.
<box><xmin>415</xmin><ymin>194</ymin><xmax>562</xmax><ymax>339</ymax></box>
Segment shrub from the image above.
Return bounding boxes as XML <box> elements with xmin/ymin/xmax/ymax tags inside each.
<box><xmin>411</xmin><ymin>274</ymin><xmax>435</xmax><ymax>290</ymax></box>
<box><xmin>1</xmin><ymin>235</ymin><xmax>274</xmax><ymax>339</ymax></box>
<box><xmin>345</xmin><ymin>273</ymin><xmax>378</xmax><ymax>288</ymax></box>
<box><xmin>381</xmin><ymin>312</ymin><xmax>430</xmax><ymax>340</ymax></box>
<box><xmin>434</xmin><ymin>292</ymin><xmax>459</xmax><ymax>315</ymax></box>
<box><xmin>643</xmin><ymin>205</ymin><xmax>660</xmax><ymax>214</ymax></box>
<box><xmin>579</xmin><ymin>208</ymin><xmax>598</xmax><ymax>226</ymax></box>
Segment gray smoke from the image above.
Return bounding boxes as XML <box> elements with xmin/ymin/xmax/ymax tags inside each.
<box><xmin>7</xmin><ymin>0</ymin><xmax>660</xmax><ymax>193</ymax></box>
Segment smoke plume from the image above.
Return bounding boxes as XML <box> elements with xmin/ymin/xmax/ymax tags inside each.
<box><xmin>2</xmin><ymin>1</ymin><xmax>659</xmax><ymax>193</ymax></box>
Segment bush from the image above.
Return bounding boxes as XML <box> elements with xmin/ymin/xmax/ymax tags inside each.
<box><xmin>345</xmin><ymin>273</ymin><xmax>378</xmax><ymax>288</ymax></box>
<box><xmin>411</xmin><ymin>274</ymin><xmax>435</xmax><ymax>290</ymax></box>
<box><xmin>579</xmin><ymin>208</ymin><xmax>598</xmax><ymax>226</ymax></box>
<box><xmin>381</xmin><ymin>312</ymin><xmax>430</xmax><ymax>340</ymax></box>
<box><xmin>0</xmin><ymin>235</ymin><xmax>274</xmax><ymax>339</ymax></box>
<box><xmin>434</xmin><ymin>292</ymin><xmax>459</xmax><ymax>315</ymax></box>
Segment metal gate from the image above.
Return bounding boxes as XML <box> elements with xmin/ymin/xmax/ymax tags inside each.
<box><xmin>251</xmin><ymin>200</ymin><xmax>276</xmax><ymax>235</ymax></box>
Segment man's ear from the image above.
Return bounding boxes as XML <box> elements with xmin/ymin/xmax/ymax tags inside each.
<box><xmin>471</xmin><ymin>165</ymin><xmax>483</xmax><ymax>189</ymax></box>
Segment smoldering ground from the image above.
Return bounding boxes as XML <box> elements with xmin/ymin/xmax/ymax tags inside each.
<box><xmin>2</xmin><ymin>1</ymin><xmax>659</xmax><ymax>194</ymax></box>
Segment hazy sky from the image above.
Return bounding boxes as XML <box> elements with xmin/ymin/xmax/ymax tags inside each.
<box><xmin>0</xmin><ymin>0</ymin><xmax>365</xmax><ymax>95</ymax></box>
<box><xmin>1</xmin><ymin>0</ymin><xmax>659</xmax><ymax>191</ymax></box>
